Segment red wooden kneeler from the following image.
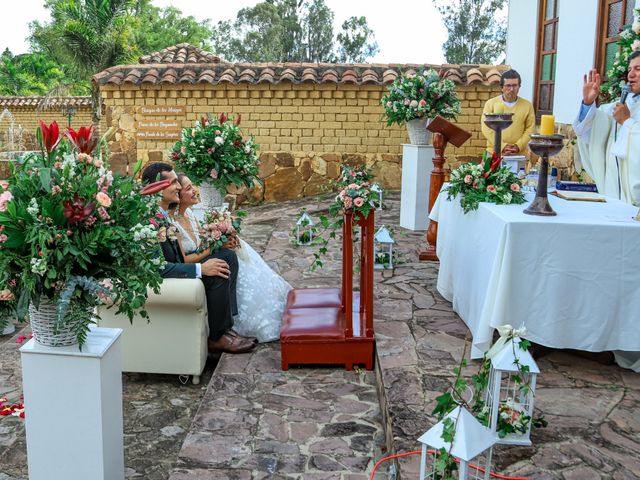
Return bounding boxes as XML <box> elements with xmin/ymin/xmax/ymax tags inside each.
<box><xmin>280</xmin><ymin>210</ymin><xmax>375</xmax><ymax>370</ymax></box>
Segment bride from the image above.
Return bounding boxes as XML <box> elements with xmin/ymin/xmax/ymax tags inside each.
<box><xmin>171</xmin><ymin>174</ymin><xmax>291</xmax><ymax>343</ymax></box>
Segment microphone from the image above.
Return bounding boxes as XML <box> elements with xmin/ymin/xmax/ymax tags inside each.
<box><xmin>620</xmin><ymin>83</ymin><xmax>632</xmax><ymax>104</ymax></box>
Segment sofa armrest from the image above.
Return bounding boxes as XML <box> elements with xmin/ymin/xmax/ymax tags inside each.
<box><xmin>147</xmin><ymin>278</ymin><xmax>205</xmax><ymax>307</ymax></box>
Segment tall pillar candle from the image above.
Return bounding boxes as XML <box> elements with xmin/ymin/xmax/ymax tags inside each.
<box><xmin>540</xmin><ymin>115</ymin><xmax>555</xmax><ymax>135</ymax></box>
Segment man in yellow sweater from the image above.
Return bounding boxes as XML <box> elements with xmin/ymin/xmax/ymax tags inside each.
<box><xmin>481</xmin><ymin>69</ymin><xmax>535</xmax><ymax>155</ymax></box>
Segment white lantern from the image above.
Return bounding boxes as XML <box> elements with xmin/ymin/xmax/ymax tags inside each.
<box><xmin>295</xmin><ymin>211</ymin><xmax>315</xmax><ymax>245</ymax></box>
<box><xmin>371</xmin><ymin>183</ymin><xmax>383</xmax><ymax>209</ymax></box>
<box><xmin>418</xmin><ymin>406</ymin><xmax>495</xmax><ymax>480</ymax></box>
<box><xmin>374</xmin><ymin>226</ymin><xmax>395</xmax><ymax>270</ymax></box>
<box><xmin>484</xmin><ymin>337</ymin><xmax>539</xmax><ymax>446</ymax></box>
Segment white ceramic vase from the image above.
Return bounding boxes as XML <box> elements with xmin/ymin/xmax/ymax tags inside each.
<box><xmin>198</xmin><ymin>182</ymin><xmax>226</xmax><ymax>209</ymax></box>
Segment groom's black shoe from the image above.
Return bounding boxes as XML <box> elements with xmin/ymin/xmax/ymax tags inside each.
<box><xmin>208</xmin><ymin>333</ymin><xmax>255</xmax><ymax>354</ymax></box>
<box><xmin>229</xmin><ymin>328</ymin><xmax>258</xmax><ymax>345</ymax></box>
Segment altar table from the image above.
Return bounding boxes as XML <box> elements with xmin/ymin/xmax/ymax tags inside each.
<box><xmin>430</xmin><ymin>189</ymin><xmax>640</xmax><ymax>360</ymax></box>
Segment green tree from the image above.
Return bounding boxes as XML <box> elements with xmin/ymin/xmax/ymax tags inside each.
<box><xmin>434</xmin><ymin>0</ymin><xmax>506</xmax><ymax>64</ymax></box>
<box><xmin>133</xmin><ymin>1</ymin><xmax>214</xmax><ymax>54</ymax></box>
<box><xmin>0</xmin><ymin>49</ymin><xmax>83</xmax><ymax>96</ymax></box>
<box><xmin>336</xmin><ymin>16</ymin><xmax>379</xmax><ymax>63</ymax></box>
<box><xmin>210</xmin><ymin>0</ymin><xmax>377</xmax><ymax>63</ymax></box>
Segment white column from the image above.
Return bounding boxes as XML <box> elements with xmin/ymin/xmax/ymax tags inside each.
<box><xmin>20</xmin><ymin>327</ymin><xmax>124</xmax><ymax>480</ymax></box>
<box><xmin>400</xmin><ymin>144</ymin><xmax>434</xmax><ymax>230</ymax></box>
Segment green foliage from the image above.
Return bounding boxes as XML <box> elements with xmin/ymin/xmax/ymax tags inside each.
<box><xmin>602</xmin><ymin>8</ymin><xmax>640</xmax><ymax>100</ymax></box>
<box><xmin>210</xmin><ymin>0</ymin><xmax>377</xmax><ymax>63</ymax></box>
<box><xmin>434</xmin><ymin>0</ymin><xmax>506</xmax><ymax>64</ymax></box>
<box><xmin>0</xmin><ymin>121</ymin><xmax>164</xmax><ymax>347</ymax></box>
<box><xmin>132</xmin><ymin>2</ymin><xmax>213</xmax><ymax>54</ymax></box>
<box><xmin>171</xmin><ymin>114</ymin><xmax>260</xmax><ymax>189</ymax></box>
<box><xmin>381</xmin><ymin>70</ymin><xmax>461</xmax><ymax>126</ymax></box>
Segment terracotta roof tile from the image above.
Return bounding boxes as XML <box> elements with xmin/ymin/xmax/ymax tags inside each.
<box><xmin>93</xmin><ymin>43</ymin><xmax>509</xmax><ymax>87</ymax></box>
<box><xmin>0</xmin><ymin>96</ymin><xmax>92</xmax><ymax>108</ymax></box>
<box><xmin>139</xmin><ymin>43</ymin><xmax>220</xmax><ymax>65</ymax></box>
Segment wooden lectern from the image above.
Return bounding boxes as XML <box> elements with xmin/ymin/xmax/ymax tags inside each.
<box><xmin>417</xmin><ymin>116</ymin><xmax>472</xmax><ymax>261</ymax></box>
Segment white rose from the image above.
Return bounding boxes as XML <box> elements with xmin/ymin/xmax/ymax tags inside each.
<box><xmin>633</xmin><ymin>21</ymin><xmax>640</xmax><ymax>34</ymax></box>
<box><xmin>215</xmin><ymin>136</ymin><xmax>224</xmax><ymax>145</ymax></box>
<box><xmin>633</xmin><ymin>39</ymin><xmax>640</xmax><ymax>51</ymax></box>
<box><xmin>409</xmin><ymin>100</ymin><xmax>419</xmax><ymax>108</ymax></box>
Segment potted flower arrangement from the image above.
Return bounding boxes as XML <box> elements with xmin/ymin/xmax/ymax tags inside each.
<box><xmin>381</xmin><ymin>69</ymin><xmax>461</xmax><ymax>145</ymax></box>
<box><xmin>446</xmin><ymin>152</ymin><xmax>526</xmax><ymax>213</ymax></box>
<box><xmin>170</xmin><ymin>113</ymin><xmax>260</xmax><ymax>208</ymax></box>
<box><xmin>0</xmin><ymin>121</ymin><xmax>164</xmax><ymax>348</ymax></box>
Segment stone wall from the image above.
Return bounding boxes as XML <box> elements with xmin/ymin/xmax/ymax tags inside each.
<box><xmin>101</xmin><ymin>82</ymin><xmax>502</xmax><ymax>204</ymax></box>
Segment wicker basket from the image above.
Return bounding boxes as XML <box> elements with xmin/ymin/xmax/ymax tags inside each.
<box><xmin>29</xmin><ymin>301</ymin><xmax>78</xmax><ymax>347</ymax></box>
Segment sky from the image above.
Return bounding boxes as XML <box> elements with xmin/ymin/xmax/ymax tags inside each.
<box><xmin>1</xmin><ymin>0</ymin><xmax>449</xmax><ymax>64</ymax></box>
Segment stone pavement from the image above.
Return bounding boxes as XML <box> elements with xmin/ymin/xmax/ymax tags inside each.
<box><xmin>1</xmin><ymin>191</ymin><xmax>639</xmax><ymax>479</ymax></box>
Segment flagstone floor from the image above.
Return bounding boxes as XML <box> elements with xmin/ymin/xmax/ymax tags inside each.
<box><xmin>0</xmin><ymin>192</ymin><xmax>639</xmax><ymax>479</ymax></box>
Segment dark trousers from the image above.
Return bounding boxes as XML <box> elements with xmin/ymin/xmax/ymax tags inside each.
<box><xmin>201</xmin><ymin>248</ymin><xmax>238</xmax><ymax>341</ymax></box>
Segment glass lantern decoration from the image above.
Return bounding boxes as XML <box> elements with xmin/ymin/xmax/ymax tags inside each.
<box><xmin>374</xmin><ymin>226</ymin><xmax>395</xmax><ymax>270</ymax></box>
<box><xmin>484</xmin><ymin>336</ymin><xmax>540</xmax><ymax>446</ymax></box>
<box><xmin>295</xmin><ymin>211</ymin><xmax>315</xmax><ymax>246</ymax></box>
<box><xmin>371</xmin><ymin>183</ymin><xmax>383</xmax><ymax>209</ymax></box>
<box><xmin>418</xmin><ymin>406</ymin><xmax>495</xmax><ymax>480</ymax></box>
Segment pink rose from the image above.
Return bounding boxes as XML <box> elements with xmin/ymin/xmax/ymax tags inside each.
<box><xmin>77</xmin><ymin>153</ymin><xmax>92</xmax><ymax>164</ymax></box>
<box><xmin>343</xmin><ymin>196</ymin><xmax>353</xmax><ymax>209</ymax></box>
<box><xmin>96</xmin><ymin>192</ymin><xmax>112</xmax><ymax>207</ymax></box>
<box><xmin>0</xmin><ymin>191</ymin><xmax>13</xmax><ymax>212</ymax></box>
<box><xmin>210</xmin><ymin>169</ymin><xmax>218</xmax><ymax>179</ymax></box>
<box><xmin>0</xmin><ymin>181</ymin><xmax>7</xmax><ymax>191</ymax></box>
<box><xmin>487</xmin><ymin>185</ymin><xmax>496</xmax><ymax>193</ymax></box>
<box><xmin>418</xmin><ymin>99</ymin><xmax>427</xmax><ymax>107</ymax></box>
<box><xmin>354</xmin><ymin>197</ymin><xmax>365</xmax><ymax>207</ymax></box>
<box><xmin>464</xmin><ymin>175</ymin><xmax>473</xmax><ymax>184</ymax></box>
<box><xmin>0</xmin><ymin>234</ymin><xmax>7</xmax><ymax>243</ymax></box>
<box><xmin>510</xmin><ymin>183</ymin><xmax>520</xmax><ymax>192</ymax></box>
<box><xmin>212</xmin><ymin>229</ymin><xmax>222</xmax><ymax>240</ymax></box>
<box><xmin>93</xmin><ymin>159</ymin><xmax>104</xmax><ymax>168</ymax></box>
<box><xmin>347</xmin><ymin>183</ymin><xmax>359</xmax><ymax>190</ymax></box>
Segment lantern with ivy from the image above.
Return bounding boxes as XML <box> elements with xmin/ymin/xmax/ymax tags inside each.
<box><xmin>483</xmin><ymin>335</ymin><xmax>539</xmax><ymax>446</ymax></box>
<box><xmin>418</xmin><ymin>406</ymin><xmax>495</xmax><ymax>480</ymax></box>
<box><xmin>374</xmin><ymin>226</ymin><xmax>395</xmax><ymax>270</ymax></box>
<box><xmin>295</xmin><ymin>211</ymin><xmax>315</xmax><ymax>246</ymax></box>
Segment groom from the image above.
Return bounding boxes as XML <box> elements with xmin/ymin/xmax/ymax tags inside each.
<box><xmin>142</xmin><ymin>162</ymin><xmax>256</xmax><ymax>354</ymax></box>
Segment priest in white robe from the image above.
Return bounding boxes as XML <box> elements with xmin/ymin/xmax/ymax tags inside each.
<box><xmin>573</xmin><ymin>51</ymin><xmax>640</xmax><ymax>206</ymax></box>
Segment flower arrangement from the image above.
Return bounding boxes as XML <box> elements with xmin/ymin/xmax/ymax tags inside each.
<box><xmin>310</xmin><ymin>165</ymin><xmax>379</xmax><ymax>270</ymax></box>
<box><xmin>200</xmin><ymin>208</ymin><xmax>246</xmax><ymax>253</ymax></box>
<box><xmin>602</xmin><ymin>8</ymin><xmax>640</xmax><ymax>99</ymax></box>
<box><xmin>381</xmin><ymin>69</ymin><xmax>461</xmax><ymax>126</ymax></box>
<box><xmin>170</xmin><ymin>113</ymin><xmax>260</xmax><ymax>191</ymax></box>
<box><xmin>446</xmin><ymin>152</ymin><xmax>526</xmax><ymax>213</ymax></box>
<box><xmin>0</xmin><ymin>121</ymin><xmax>164</xmax><ymax>347</ymax></box>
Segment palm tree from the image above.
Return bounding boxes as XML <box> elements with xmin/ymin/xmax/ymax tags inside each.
<box><xmin>30</xmin><ymin>0</ymin><xmax>140</xmax><ymax>123</ymax></box>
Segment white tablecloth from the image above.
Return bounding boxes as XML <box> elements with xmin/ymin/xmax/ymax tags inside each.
<box><xmin>430</xmin><ymin>189</ymin><xmax>640</xmax><ymax>361</ymax></box>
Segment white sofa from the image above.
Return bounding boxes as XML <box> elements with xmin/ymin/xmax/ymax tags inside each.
<box><xmin>97</xmin><ymin>279</ymin><xmax>208</xmax><ymax>384</ymax></box>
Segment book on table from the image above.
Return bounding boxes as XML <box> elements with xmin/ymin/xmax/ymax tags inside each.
<box><xmin>555</xmin><ymin>190</ymin><xmax>606</xmax><ymax>202</ymax></box>
<box><xmin>555</xmin><ymin>180</ymin><xmax>598</xmax><ymax>192</ymax></box>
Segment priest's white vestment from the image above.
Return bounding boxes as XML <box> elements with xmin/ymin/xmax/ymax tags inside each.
<box><xmin>573</xmin><ymin>99</ymin><xmax>640</xmax><ymax>205</ymax></box>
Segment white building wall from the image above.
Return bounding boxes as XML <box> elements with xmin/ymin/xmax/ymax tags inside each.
<box><xmin>505</xmin><ymin>0</ymin><xmax>539</xmax><ymax>102</ymax></box>
<box><xmin>554</xmin><ymin>0</ymin><xmax>599</xmax><ymax>124</ymax></box>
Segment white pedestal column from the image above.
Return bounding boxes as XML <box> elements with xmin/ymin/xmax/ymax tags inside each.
<box><xmin>20</xmin><ymin>327</ymin><xmax>124</xmax><ymax>480</ymax></box>
<box><xmin>400</xmin><ymin>144</ymin><xmax>435</xmax><ymax>231</ymax></box>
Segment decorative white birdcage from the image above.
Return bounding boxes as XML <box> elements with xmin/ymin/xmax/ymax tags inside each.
<box><xmin>484</xmin><ymin>336</ymin><xmax>539</xmax><ymax>446</ymax></box>
<box><xmin>374</xmin><ymin>226</ymin><xmax>395</xmax><ymax>270</ymax></box>
<box><xmin>418</xmin><ymin>406</ymin><xmax>495</xmax><ymax>480</ymax></box>
<box><xmin>295</xmin><ymin>211</ymin><xmax>315</xmax><ymax>245</ymax></box>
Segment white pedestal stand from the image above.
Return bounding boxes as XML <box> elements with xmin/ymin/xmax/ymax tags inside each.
<box><xmin>20</xmin><ymin>327</ymin><xmax>124</xmax><ymax>480</ymax></box>
<box><xmin>399</xmin><ymin>144</ymin><xmax>434</xmax><ymax>230</ymax></box>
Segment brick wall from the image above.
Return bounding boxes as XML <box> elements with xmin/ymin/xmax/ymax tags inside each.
<box><xmin>101</xmin><ymin>81</ymin><xmax>502</xmax><ymax>204</ymax></box>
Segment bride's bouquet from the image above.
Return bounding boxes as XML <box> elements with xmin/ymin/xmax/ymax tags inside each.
<box><xmin>200</xmin><ymin>208</ymin><xmax>246</xmax><ymax>253</ymax></box>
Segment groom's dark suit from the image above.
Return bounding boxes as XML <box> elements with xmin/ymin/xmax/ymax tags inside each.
<box><xmin>159</xmin><ymin>229</ymin><xmax>238</xmax><ymax>341</ymax></box>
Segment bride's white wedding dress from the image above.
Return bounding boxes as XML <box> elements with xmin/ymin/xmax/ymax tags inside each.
<box><xmin>173</xmin><ymin>208</ymin><xmax>291</xmax><ymax>342</ymax></box>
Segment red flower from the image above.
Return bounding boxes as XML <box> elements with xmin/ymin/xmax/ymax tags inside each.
<box><xmin>65</xmin><ymin>125</ymin><xmax>97</xmax><ymax>154</ymax></box>
<box><xmin>490</xmin><ymin>151</ymin><xmax>502</xmax><ymax>171</ymax></box>
<box><xmin>234</xmin><ymin>139</ymin><xmax>241</xmax><ymax>148</ymax></box>
<box><xmin>219</xmin><ymin>112</ymin><xmax>227</xmax><ymax>124</ymax></box>
<box><xmin>39</xmin><ymin>120</ymin><xmax>60</xmax><ymax>154</ymax></box>
<box><xmin>201</xmin><ymin>116</ymin><xmax>209</xmax><ymax>127</ymax></box>
<box><xmin>62</xmin><ymin>193</ymin><xmax>95</xmax><ymax>225</ymax></box>
<box><xmin>235</xmin><ymin>114</ymin><xmax>242</xmax><ymax>125</ymax></box>
<box><xmin>140</xmin><ymin>179</ymin><xmax>171</xmax><ymax>196</ymax></box>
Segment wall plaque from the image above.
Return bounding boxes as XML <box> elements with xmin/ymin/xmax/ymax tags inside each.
<box><xmin>136</xmin><ymin>105</ymin><xmax>186</xmax><ymax>116</ymax></box>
